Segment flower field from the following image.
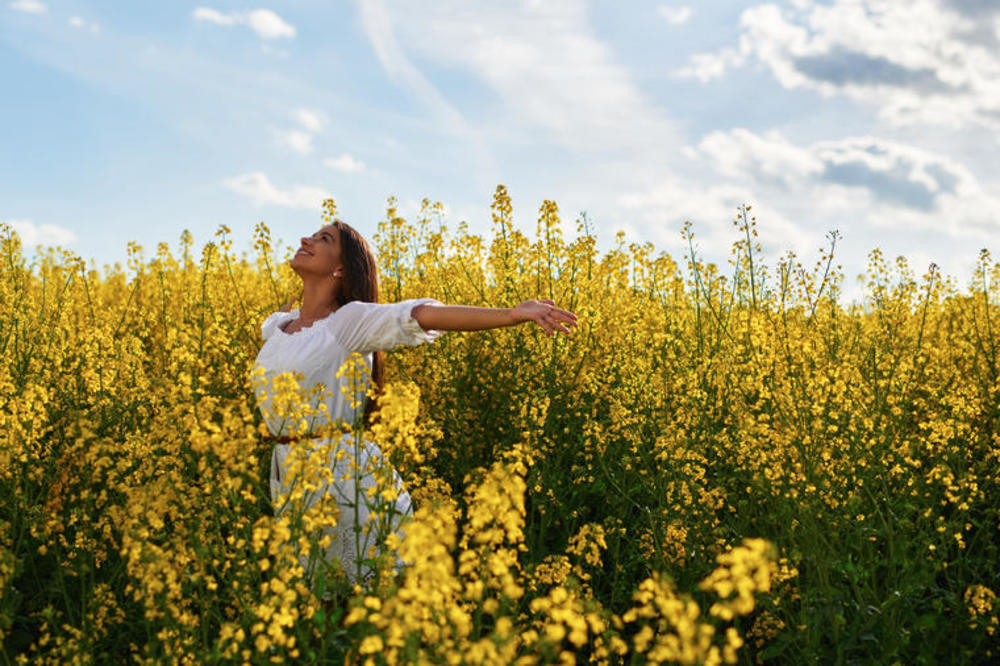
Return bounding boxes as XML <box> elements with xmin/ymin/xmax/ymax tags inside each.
<box><xmin>1</xmin><ymin>185</ymin><xmax>998</xmax><ymax>664</ymax></box>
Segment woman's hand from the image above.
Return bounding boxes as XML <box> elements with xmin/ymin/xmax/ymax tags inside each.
<box><xmin>511</xmin><ymin>299</ymin><xmax>578</xmax><ymax>336</ymax></box>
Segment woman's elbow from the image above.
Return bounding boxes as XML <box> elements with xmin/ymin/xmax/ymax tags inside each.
<box><xmin>411</xmin><ymin>303</ymin><xmax>434</xmax><ymax>330</ymax></box>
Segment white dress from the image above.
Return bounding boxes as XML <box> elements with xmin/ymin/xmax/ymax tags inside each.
<box><xmin>252</xmin><ymin>297</ymin><xmax>443</xmax><ymax>589</ymax></box>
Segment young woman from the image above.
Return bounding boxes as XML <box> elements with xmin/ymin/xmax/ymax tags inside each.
<box><xmin>252</xmin><ymin>219</ymin><xmax>578</xmax><ymax>593</ymax></box>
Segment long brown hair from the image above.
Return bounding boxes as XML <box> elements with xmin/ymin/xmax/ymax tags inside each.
<box><xmin>329</xmin><ymin>219</ymin><xmax>384</xmax><ymax>426</ymax></box>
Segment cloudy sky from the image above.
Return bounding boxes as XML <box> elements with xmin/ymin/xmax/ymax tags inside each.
<box><xmin>3</xmin><ymin>1</ymin><xmax>999</xmax><ymax>304</ymax></box>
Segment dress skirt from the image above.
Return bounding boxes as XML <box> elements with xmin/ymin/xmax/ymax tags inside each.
<box><xmin>268</xmin><ymin>433</ymin><xmax>413</xmax><ymax>593</ymax></box>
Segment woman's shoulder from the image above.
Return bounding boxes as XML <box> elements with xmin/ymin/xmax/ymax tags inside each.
<box><xmin>260</xmin><ymin>310</ymin><xmax>295</xmax><ymax>341</ymax></box>
<box><xmin>336</xmin><ymin>300</ymin><xmax>368</xmax><ymax>313</ymax></box>
<box><xmin>330</xmin><ymin>299</ymin><xmax>399</xmax><ymax>322</ymax></box>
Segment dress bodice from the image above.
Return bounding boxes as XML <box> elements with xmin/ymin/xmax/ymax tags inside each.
<box><xmin>252</xmin><ymin>298</ymin><xmax>443</xmax><ymax>437</ymax></box>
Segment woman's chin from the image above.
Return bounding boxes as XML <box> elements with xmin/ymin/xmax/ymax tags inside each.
<box><xmin>289</xmin><ymin>259</ymin><xmax>328</xmax><ymax>277</ymax></box>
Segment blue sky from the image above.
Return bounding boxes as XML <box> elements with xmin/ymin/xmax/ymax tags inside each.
<box><xmin>3</xmin><ymin>1</ymin><xmax>999</xmax><ymax>305</ymax></box>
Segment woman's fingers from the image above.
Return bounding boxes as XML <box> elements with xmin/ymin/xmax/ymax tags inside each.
<box><xmin>553</xmin><ymin>306</ymin><xmax>578</xmax><ymax>323</ymax></box>
<box><xmin>537</xmin><ymin>313</ymin><xmax>571</xmax><ymax>335</ymax></box>
<box><xmin>539</xmin><ymin>301</ymin><xmax>577</xmax><ymax>322</ymax></box>
<box><xmin>550</xmin><ymin>309</ymin><xmax>577</xmax><ymax>326</ymax></box>
<box><xmin>522</xmin><ymin>298</ymin><xmax>577</xmax><ymax>335</ymax></box>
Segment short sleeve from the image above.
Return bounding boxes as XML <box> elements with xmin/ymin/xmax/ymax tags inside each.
<box><xmin>330</xmin><ymin>298</ymin><xmax>444</xmax><ymax>354</ymax></box>
<box><xmin>261</xmin><ymin>311</ymin><xmax>291</xmax><ymax>341</ymax></box>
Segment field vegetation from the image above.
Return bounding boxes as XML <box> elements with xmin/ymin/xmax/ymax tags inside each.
<box><xmin>1</xmin><ymin>186</ymin><xmax>998</xmax><ymax>663</ymax></box>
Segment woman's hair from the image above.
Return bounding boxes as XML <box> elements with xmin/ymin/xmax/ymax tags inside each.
<box><xmin>329</xmin><ymin>219</ymin><xmax>384</xmax><ymax>427</ymax></box>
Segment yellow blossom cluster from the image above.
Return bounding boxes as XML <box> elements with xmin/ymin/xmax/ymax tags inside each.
<box><xmin>965</xmin><ymin>585</ymin><xmax>999</xmax><ymax>636</ymax></box>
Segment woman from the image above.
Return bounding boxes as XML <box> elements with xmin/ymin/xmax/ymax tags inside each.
<box><xmin>252</xmin><ymin>218</ymin><xmax>577</xmax><ymax>594</ymax></box>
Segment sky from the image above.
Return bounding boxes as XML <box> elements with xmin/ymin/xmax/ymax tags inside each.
<box><xmin>2</xmin><ymin>0</ymin><xmax>999</xmax><ymax>305</ymax></box>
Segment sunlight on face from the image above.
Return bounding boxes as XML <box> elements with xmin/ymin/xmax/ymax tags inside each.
<box><xmin>291</xmin><ymin>225</ymin><xmax>343</xmax><ymax>277</ymax></box>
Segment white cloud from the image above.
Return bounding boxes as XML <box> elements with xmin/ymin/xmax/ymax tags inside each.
<box><xmin>684</xmin><ymin>128</ymin><xmax>1000</xmax><ymax>236</ymax></box>
<box><xmin>674</xmin><ymin>47</ymin><xmax>745</xmax><ymax>83</ymax></box>
<box><xmin>357</xmin><ymin>0</ymin><xmax>680</xmax><ymax>182</ymax></box>
<box><xmin>192</xmin><ymin>7</ymin><xmax>235</xmax><ymax>26</ymax></box>
<box><xmin>271</xmin><ymin>109</ymin><xmax>327</xmax><ymax>154</ymax></box>
<box><xmin>693</xmin><ymin>128</ymin><xmax>824</xmax><ymax>186</ymax></box>
<box><xmin>291</xmin><ymin>108</ymin><xmax>325</xmax><ymax>133</ymax></box>
<box><xmin>356</xmin><ymin>0</ymin><xmax>500</xmax><ymax>191</ymax></box>
<box><xmin>9</xmin><ymin>0</ymin><xmax>46</xmax><ymax>14</ymax></box>
<box><xmin>222</xmin><ymin>172</ymin><xmax>329</xmax><ymax>208</ymax></box>
<box><xmin>68</xmin><ymin>16</ymin><xmax>100</xmax><ymax>33</ymax></box>
<box><xmin>2</xmin><ymin>218</ymin><xmax>77</xmax><ymax>247</ymax></box>
<box><xmin>814</xmin><ymin>138</ymin><xmax>1000</xmax><ymax>236</ymax></box>
<box><xmin>610</xmin><ymin>126</ymin><xmax>999</xmax><ymax>309</ymax></box>
<box><xmin>657</xmin><ymin>5</ymin><xmax>693</xmax><ymax>25</ymax></box>
<box><xmin>323</xmin><ymin>153</ymin><xmax>366</xmax><ymax>173</ymax></box>
<box><xmin>272</xmin><ymin>128</ymin><xmax>314</xmax><ymax>154</ymax></box>
<box><xmin>357</xmin><ymin>2</ymin><xmax>474</xmax><ymax>131</ymax></box>
<box><xmin>192</xmin><ymin>7</ymin><xmax>296</xmax><ymax>40</ymax></box>
<box><xmin>617</xmin><ymin>179</ymin><xmax>815</xmax><ymax>257</ymax></box>
<box><xmin>674</xmin><ymin>0</ymin><xmax>1000</xmax><ymax>129</ymax></box>
<box><xmin>245</xmin><ymin>9</ymin><xmax>296</xmax><ymax>40</ymax></box>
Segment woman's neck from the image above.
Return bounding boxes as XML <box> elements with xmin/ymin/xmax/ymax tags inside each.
<box><xmin>297</xmin><ymin>277</ymin><xmax>341</xmax><ymax>320</ymax></box>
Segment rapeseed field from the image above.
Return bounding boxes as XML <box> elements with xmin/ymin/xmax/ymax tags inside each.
<box><xmin>1</xmin><ymin>185</ymin><xmax>997</xmax><ymax>663</ymax></box>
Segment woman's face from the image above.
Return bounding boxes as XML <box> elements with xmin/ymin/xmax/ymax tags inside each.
<box><xmin>291</xmin><ymin>224</ymin><xmax>344</xmax><ymax>278</ymax></box>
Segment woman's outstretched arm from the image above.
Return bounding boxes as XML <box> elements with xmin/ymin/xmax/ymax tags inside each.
<box><xmin>412</xmin><ymin>299</ymin><xmax>578</xmax><ymax>336</ymax></box>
